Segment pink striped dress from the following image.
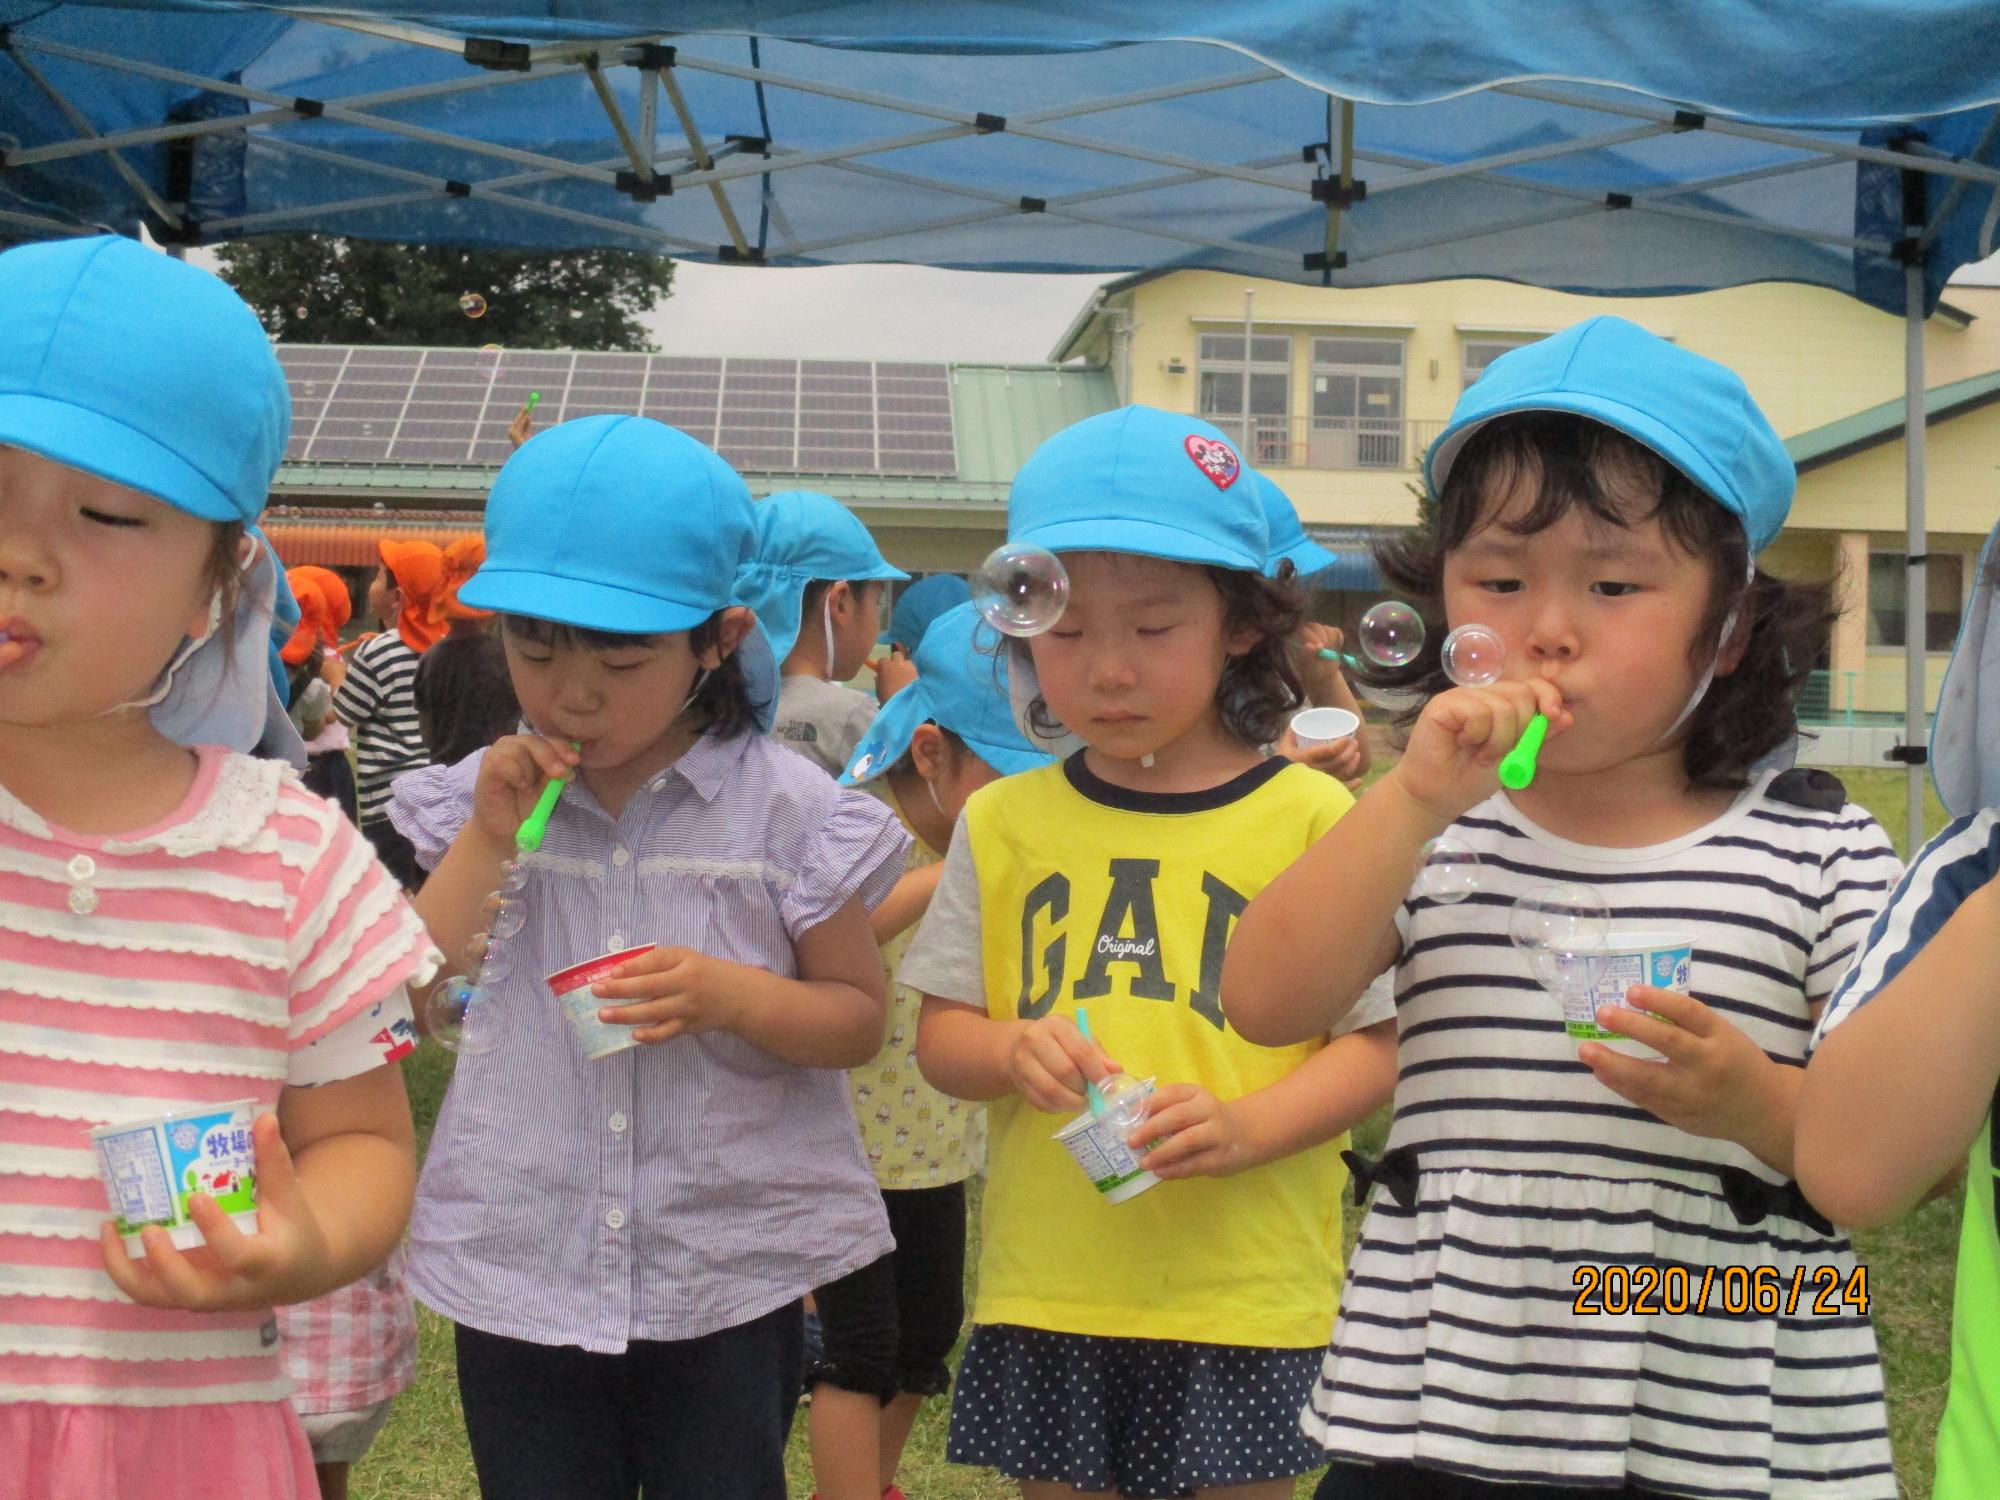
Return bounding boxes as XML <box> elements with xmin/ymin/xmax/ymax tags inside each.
<box><xmin>0</xmin><ymin>747</ymin><xmax>438</xmax><ymax>1500</ymax></box>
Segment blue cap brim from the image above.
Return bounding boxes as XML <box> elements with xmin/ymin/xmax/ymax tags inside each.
<box><xmin>1428</xmin><ymin>394</ymin><xmax>1765</xmax><ymax>551</ymax></box>
<box><xmin>1268</xmin><ymin>533</ymin><xmax>1341</xmax><ymax>579</ymax></box>
<box><xmin>459</xmin><ymin>568</ymin><xmax>718</xmax><ymax>635</ymax></box>
<box><xmin>0</xmin><ymin>392</ymin><xmax>245</xmax><ymax>523</ymax></box>
<box><xmin>840</xmin><ymin>677</ymin><xmax>1051</xmax><ymax>785</ymax></box>
<box><xmin>1017</xmin><ymin>515</ymin><xmax>1264</xmax><ymax>572</ymax></box>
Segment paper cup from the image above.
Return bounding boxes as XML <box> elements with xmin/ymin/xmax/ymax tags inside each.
<box><xmin>1547</xmin><ymin>929</ymin><xmax>1694</xmax><ymax>1060</ymax></box>
<box><xmin>549</xmin><ymin>945</ymin><xmax>658</xmax><ymax>1061</ymax></box>
<box><xmin>91</xmin><ymin>1099</ymin><xmax>266</xmax><ymax>1256</ymax></box>
<box><xmin>1289</xmin><ymin>706</ymin><xmax>1361</xmax><ymax>748</ymax></box>
<box><xmin>1053</xmin><ymin>1079</ymin><xmax>1161</xmax><ymax>1204</ymax></box>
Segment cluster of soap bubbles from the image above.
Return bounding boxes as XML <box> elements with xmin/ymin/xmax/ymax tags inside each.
<box><xmin>459</xmin><ymin>292</ymin><xmax>489</xmax><ymax>319</ymax></box>
<box><xmin>426</xmin><ymin>859</ymin><xmax>530</xmax><ymax>1054</ymax></box>
<box><xmin>1406</xmin><ymin>621</ymin><xmax>1516</xmax><ymax>903</ymax></box>
<box><xmin>1509</xmin><ymin>882</ymin><xmax>1611</xmax><ymax>993</ymax></box>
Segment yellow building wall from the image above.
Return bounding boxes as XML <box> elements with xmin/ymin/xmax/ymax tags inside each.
<box><xmin>1110</xmin><ymin>272</ymin><xmax>2000</xmax><ymax>536</ymax></box>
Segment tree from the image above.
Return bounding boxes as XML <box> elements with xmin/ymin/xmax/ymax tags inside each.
<box><xmin>213</xmin><ymin>236</ymin><xmax>673</xmax><ymax>351</ymax></box>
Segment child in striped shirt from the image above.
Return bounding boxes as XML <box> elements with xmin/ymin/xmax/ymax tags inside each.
<box><xmin>0</xmin><ymin>237</ymin><xmax>437</xmax><ymax>1500</ymax></box>
<box><xmin>1227</xmin><ymin>320</ymin><xmax>1901</xmax><ymax>1498</ymax></box>
<box><xmin>335</xmin><ymin>539</ymin><xmax>443</xmax><ymax>887</ymax></box>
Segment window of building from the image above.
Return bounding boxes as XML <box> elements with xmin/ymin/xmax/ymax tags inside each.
<box><xmin>1308</xmin><ymin>336</ymin><xmax>1405</xmax><ymax>468</ymax></box>
<box><xmin>1196</xmin><ymin>333</ymin><xmax>1293</xmax><ymax>466</ymax></box>
<box><xmin>1461</xmin><ymin>336</ymin><xmax>1540</xmax><ymax>388</ymax></box>
<box><xmin>1867</xmin><ymin>551</ymin><xmax>1965</xmax><ymax>652</ymax></box>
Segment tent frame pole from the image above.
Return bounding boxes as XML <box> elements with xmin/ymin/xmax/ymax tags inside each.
<box><xmin>1903</xmin><ymin>259</ymin><xmax>1929</xmax><ymax>852</ymax></box>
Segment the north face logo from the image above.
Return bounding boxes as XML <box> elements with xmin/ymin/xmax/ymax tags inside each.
<box><xmin>1184</xmin><ymin>435</ymin><xmax>1241</xmax><ymax>490</ymax></box>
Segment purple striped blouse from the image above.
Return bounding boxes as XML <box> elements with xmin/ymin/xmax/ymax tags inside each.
<box><xmin>389</xmin><ymin>730</ymin><xmax>907</xmax><ymax>1352</ymax></box>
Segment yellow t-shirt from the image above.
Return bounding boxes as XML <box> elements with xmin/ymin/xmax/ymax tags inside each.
<box><xmin>956</xmin><ymin>755</ymin><xmax>1359</xmax><ymax>1349</ymax></box>
<box><xmin>850</xmin><ymin>790</ymin><xmax>981</xmax><ymax>1189</ymax></box>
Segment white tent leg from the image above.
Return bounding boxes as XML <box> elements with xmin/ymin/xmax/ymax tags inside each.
<box><xmin>1904</xmin><ymin>261</ymin><xmax>1929</xmax><ymax>852</ymax></box>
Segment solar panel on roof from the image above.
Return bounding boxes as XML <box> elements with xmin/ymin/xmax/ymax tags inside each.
<box><xmin>276</xmin><ymin>346</ymin><xmax>957</xmax><ymax>476</ymax></box>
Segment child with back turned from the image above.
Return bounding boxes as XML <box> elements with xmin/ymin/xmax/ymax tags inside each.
<box><xmin>1225</xmin><ymin>319</ymin><xmax>1901</xmax><ymax>1499</ymax></box>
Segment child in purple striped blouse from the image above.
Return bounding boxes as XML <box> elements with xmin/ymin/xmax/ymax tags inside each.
<box><xmin>391</xmin><ymin>415</ymin><xmax>910</xmax><ymax>1500</ymax></box>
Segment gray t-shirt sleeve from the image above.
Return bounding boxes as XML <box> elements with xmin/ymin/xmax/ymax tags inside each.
<box><xmin>897</xmin><ymin>811</ymin><xmax>986</xmax><ymax>1007</ymax></box>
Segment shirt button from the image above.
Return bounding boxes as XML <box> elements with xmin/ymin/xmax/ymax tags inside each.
<box><xmin>605</xmin><ymin>1207</ymin><xmax>627</xmax><ymax>1230</ymax></box>
<box><xmin>611</xmin><ymin>846</ymin><xmax>632</xmax><ymax>868</ymax></box>
<box><xmin>607</xmin><ymin>932</ymin><xmax>625</xmax><ymax>950</ymax></box>
<box><xmin>608</xmin><ymin>1112</ymin><xmax>628</xmax><ymax>1134</ymax></box>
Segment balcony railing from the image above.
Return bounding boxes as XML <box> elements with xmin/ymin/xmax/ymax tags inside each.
<box><xmin>1203</xmin><ymin>415</ymin><xmax>1448</xmax><ymax>472</ymax></box>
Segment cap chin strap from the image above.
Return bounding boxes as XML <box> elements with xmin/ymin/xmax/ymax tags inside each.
<box><xmin>926</xmin><ymin>777</ymin><xmax>948</xmax><ymax>821</ymax></box>
<box><xmin>822</xmin><ymin>594</ymin><xmax>838</xmax><ymax>679</ymax></box>
<box><xmin>1652</xmin><ymin>558</ymin><xmax>1756</xmax><ymax>749</ymax></box>
<box><xmin>678</xmin><ymin>667</ymin><xmax>712</xmax><ymax>718</ymax></box>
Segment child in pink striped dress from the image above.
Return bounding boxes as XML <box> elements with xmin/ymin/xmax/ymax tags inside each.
<box><xmin>0</xmin><ymin>237</ymin><xmax>438</xmax><ymax>1500</ymax></box>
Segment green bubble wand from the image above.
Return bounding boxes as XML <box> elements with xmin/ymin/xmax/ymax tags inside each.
<box><xmin>513</xmin><ymin>742</ymin><xmax>578</xmax><ymax>853</ymax></box>
<box><xmin>524</xmin><ymin>391</ymin><xmax>541</xmax><ymax>416</ymax></box>
<box><xmin>1497</xmin><ymin>715</ymin><xmax>1549</xmax><ymax>790</ymax></box>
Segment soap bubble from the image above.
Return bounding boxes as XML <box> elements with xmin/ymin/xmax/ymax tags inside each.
<box><xmin>1357</xmin><ymin>600</ymin><xmax>1424</xmax><ymax>668</ymax></box>
<box><xmin>1414</xmin><ymin>834</ymin><xmax>1480</xmax><ymax>903</ymax></box>
<box><xmin>498</xmin><ymin>859</ymin><xmax>530</xmax><ymax>894</ymax></box>
<box><xmin>480</xmin><ymin>889</ymin><xmax>527</xmax><ymax>940</ymax></box>
<box><xmin>1441</xmin><ymin>622</ymin><xmax>1506</xmax><ymax>687</ymax></box>
<box><xmin>293</xmin><ymin>305</ymin><xmax>308</xmax><ymax>319</ymax></box>
<box><xmin>463</xmin><ymin>930</ymin><xmax>491</xmax><ymax>970</ymax></box>
<box><xmin>480</xmin><ymin>342</ymin><xmax>503</xmax><ymax>352</ymax></box>
<box><xmin>1509</xmin><ymin>883</ymin><xmax>1611</xmax><ymax>990</ymax></box>
<box><xmin>459</xmin><ymin>292</ymin><xmax>488</xmax><ymax>318</ymax></box>
<box><xmin>1092</xmin><ymin>1071</ymin><xmax>1152</xmax><ymax>1138</ymax></box>
<box><xmin>973</xmin><ymin>542</ymin><xmax>1070</xmax><ymax>637</ymax></box>
<box><xmin>426</xmin><ymin>974</ymin><xmax>503</xmax><ymax>1054</ymax></box>
<box><xmin>1509</xmin><ymin>882</ymin><xmax>1610</xmax><ymax>957</ymax></box>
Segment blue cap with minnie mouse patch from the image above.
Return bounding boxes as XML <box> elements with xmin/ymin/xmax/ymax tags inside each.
<box><xmin>1007</xmin><ymin>406</ymin><xmax>1268</xmax><ymax>571</ymax></box>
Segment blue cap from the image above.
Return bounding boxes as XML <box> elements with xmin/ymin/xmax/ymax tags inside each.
<box><xmin>880</xmin><ymin>573</ymin><xmax>971</xmax><ymax>649</ymax></box>
<box><xmin>1251</xmin><ymin>470</ymin><xmax>1340</xmax><ymax>579</ymax></box>
<box><xmin>840</xmin><ymin>602</ymin><xmax>1054</xmax><ymax>786</ymax></box>
<box><xmin>461</xmin><ymin>415</ymin><xmax>780</xmax><ymax>731</ymax></box>
<box><xmin>733</xmin><ymin>490</ymin><xmax>907</xmax><ymax>662</ymax></box>
<box><xmin>0</xmin><ymin>235</ymin><xmax>288</xmax><ymax>525</ymax></box>
<box><xmin>1426</xmin><ymin>316</ymin><xmax>1794</xmax><ymax>554</ymax></box>
<box><xmin>1008</xmin><ymin>406</ymin><xmax>1268</xmax><ymax>571</ymax></box>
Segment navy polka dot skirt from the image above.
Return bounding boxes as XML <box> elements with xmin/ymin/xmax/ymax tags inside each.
<box><xmin>946</xmin><ymin>1323</ymin><xmax>1326</xmax><ymax>1498</ymax></box>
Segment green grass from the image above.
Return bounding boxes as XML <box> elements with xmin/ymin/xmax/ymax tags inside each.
<box><xmin>356</xmin><ymin>765</ymin><xmax>1964</xmax><ymax>1499</ymax></box>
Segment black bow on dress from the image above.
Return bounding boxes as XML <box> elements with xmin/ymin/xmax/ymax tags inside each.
<box><xmin>1341</xmin><ymin>1146</ymin><xmax>1420</xmax><ymax>1209</ymax></box>
<box><xmin>1715</xmin><ymin>1165</ymin><xmax>1834</xmax><ymax>1236</ymax></box>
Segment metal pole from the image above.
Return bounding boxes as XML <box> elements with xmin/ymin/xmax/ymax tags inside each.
<box><xmin>1242</xmin><ymin>288</ymin><xmax>1254</xmax><ymax>456</ymax></box>
<box><xmin>1903</xmin><ymin>259</ymin><xmax>1928</xmax><ymax>851</ymax></box>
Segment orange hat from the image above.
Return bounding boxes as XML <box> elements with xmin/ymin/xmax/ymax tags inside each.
<box><xmin>430</xmin><ymin>534</ymin><xmax>494</xmax><ymax>626</ymax></box>
<box><xmin>378</xmin><ymin>538</ymin><xmax>447</xmax><ymax>652</ymax></box>
<box><xmin>280</xmin><ymin>565</ymin><xmax>353</xmax><ymax>665</ymax></box>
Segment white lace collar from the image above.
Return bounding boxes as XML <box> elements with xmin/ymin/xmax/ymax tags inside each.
<box><xmin>0</xmin><ymin>749</ymin><xmax>288</xmax><ymax>857</ymax></box>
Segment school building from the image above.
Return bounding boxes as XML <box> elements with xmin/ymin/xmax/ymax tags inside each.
<box><xmin>266</xmin><ymin>270</ymin><xmax>2000</xmax><ymax>744</ymax></box>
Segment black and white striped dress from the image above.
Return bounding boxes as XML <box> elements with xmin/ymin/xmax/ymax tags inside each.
<box><xmin>1307</xmin><ymin>773</ymin><xmax>1903</xmax><ymax>1498</ymax></box>
<box><xmin>332</xmin><ymin>631</ymin><xmax>428</xmax><ymax>825</ymax></box>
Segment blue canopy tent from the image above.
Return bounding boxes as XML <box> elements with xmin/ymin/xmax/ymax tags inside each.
<box><xmin>4</xmin><ymin>0</ymin><xmax>2000</xmax><ymax>840</ymax></box>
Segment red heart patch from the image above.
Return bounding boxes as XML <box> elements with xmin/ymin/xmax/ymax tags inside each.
<box><xmin>1184</xmin><ymin>434</ymin><xmax>1242</xmax><ymax>490</ymax></box>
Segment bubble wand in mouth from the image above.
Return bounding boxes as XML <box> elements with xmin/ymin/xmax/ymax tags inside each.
<box><xmin>513</xmin><ymin>742</ymin><xmax>578</xmax><ymax>854</ymax></box>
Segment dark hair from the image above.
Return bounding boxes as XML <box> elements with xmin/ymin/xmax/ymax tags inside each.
<box><xmin>800</xmin><ymin>577</ymin><xmax>887</xmax><ymax>617</ymax></box>
<box><xmin>415</xmin><ymin>633</ymin><xmax>521</xmax><ymax>766</ymax></box>
<box><xmin>189</xmin><ymin>522</ymin><xmax>248</xmax><ymax>674</ymax></box>
<box><xmin>1376</xmin><ymin>412</ymin><xmax>1835</xmax><ymax>790</ymax></box>
<box><xmin>285</xmin><ymin>643</ymin><xmax>323</xmax><ymax>709</ymax></box>
<box><xmin>500</xmin><ymin>611</ymin><xmax>765</xmax><ymax>739</ymax></box>
<box><xmin>1010</xmin><ymin>561</ymin><xmax>1307</xmax><ymax>750</ymax></box>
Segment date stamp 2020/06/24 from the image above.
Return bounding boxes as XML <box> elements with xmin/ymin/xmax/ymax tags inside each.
<box><xmin>1572</xmin><ymin>1263</ymin><xmax>1870</xmax><ymax>1317</ymax></box>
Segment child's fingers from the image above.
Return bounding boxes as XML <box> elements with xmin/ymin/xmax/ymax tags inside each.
<box><xmin>1015</xmin><ymin>1051</ymin><xmax>1086</xmax><ymax>1113</ymax></box>
<box><xmin>246</xmin><ymin>1113</ymin><xmax>295</xmax><ymax>1216</ymax></box>
<box><xmin>184</xmin><ymin>1191</ymin><xmax>259</xmax><ymax>1270</ymax></box>
<box><xmin>597</xmin><ymin>997</ymin><xmax>690</xmax><ymax>1028</ymax></box>
<box><xmin>1615</xmin><ymin>985</ymin><xmax>1710</xmax><ymax>1036</ymax></box>
<box><xmin>1592</xmin><ymin>1004</ymin><xmax>1696</xmax><ymax>1068</ymax></box>
<box><xmin>98</xmin><ymin>1221</ymin><xmax>160</xmax><ymax>1304</ymax></box>
<box><xmin>126</xmin><ymin>1227</ymin><xmax>219</xmax><ymax>1308</ymax></box>
<box><xmin>1578</xmin><ymin>1045</ymin><xmax>1677</xmax><ymax>1112</ymax></box>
